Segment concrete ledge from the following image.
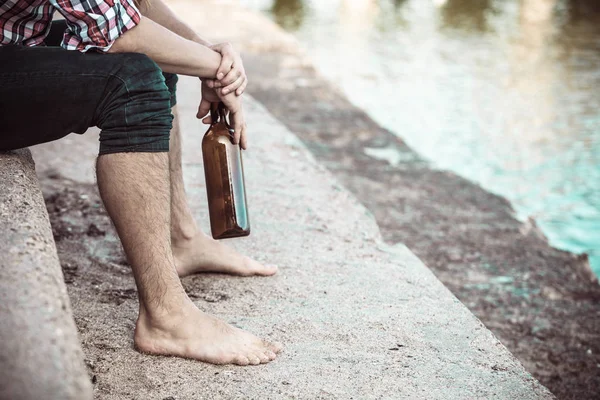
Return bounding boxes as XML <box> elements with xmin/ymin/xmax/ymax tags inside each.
<box><xmin>0</xmin><ymin>149</ymin><xmax>92</xmax><ymax>400</ymax></box>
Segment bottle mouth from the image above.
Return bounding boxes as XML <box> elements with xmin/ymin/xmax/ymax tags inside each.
<box><xmin>210</xmin><ymin>102</ymin><xmax>230</xmax><ymax>127</ymax></box>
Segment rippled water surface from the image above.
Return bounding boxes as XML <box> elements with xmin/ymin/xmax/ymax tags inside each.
<box><xmin>239</xmin><ymin>0</ymin><xmax>600</xmax><ymax>275</ymax></box>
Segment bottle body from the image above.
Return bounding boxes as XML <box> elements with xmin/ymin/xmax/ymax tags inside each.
<box><xmin>202</xmin><ymin>107</ymin><xmax>250</xmax><ymax>239</ymax></box>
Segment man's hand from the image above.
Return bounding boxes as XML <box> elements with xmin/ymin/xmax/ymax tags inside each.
<box><xmin>205</xmin><ymin>42</ymin><xmax>247</xmax><ymax>96</ymax></box>
<box><xmin>197</xmin><ymin>82</ymin><xmax>248</xmax><ymax>150</ymax></box>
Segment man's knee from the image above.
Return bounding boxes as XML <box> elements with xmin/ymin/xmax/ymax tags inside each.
<box><xmin>96</xmin><ymin>53</ymin><xmax>173</xmax><ymax>155</ymax></box>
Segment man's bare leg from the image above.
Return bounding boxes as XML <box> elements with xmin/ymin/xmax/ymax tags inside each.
<box><xmin>168</xmin><ymin>106</ymin><xmax>277</xmax><ymax>277</ymax></box>
<box><xmin>96</xmin><ymin>152</ymin><xmax>281</xmax><ymax>365</ymax></box>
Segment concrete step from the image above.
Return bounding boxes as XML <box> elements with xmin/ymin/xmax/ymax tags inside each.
<box><xmin>0</xmin><ymin>149</ymin><xmax>92</xmax><ymax>399</ymax></box>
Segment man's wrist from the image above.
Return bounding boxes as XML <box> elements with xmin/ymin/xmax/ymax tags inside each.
<box><xmin>192</xmin><ymin>34</ymin><xmax>212</xmax><ymax>47</ymax></box>
<box><xmin>189</xmin><ymin>35</ymin><xmax>218</xmax><ymax>80</ymax></box>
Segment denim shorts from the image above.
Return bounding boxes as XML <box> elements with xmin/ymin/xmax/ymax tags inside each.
<box><xmin>0</xmin><ymin>21</ymin><xmax>177</xmax><ymax>155</ymax></box>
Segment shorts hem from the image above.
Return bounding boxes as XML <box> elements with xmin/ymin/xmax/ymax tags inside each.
<box><xmin>98</xmin><ymin>138</ymin><xmax>170</xmax><ymax>155</ymax></box>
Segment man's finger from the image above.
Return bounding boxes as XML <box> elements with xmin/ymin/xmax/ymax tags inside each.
<box><xmin>232</xmin><ymin>114</ymin><xmax>243</xmax><ymax>145</ymax></box>
<box><xmin>220</xmin><ymin>67</ymin><xmax>242</xmax><ymax>88</ymax></box>
<box><xmin>235</xmin><ymin>78</ymin><xmax>248</xmax><ymax>96</ymax></box>
<box><xmin>222</xmin><ymin>75</ymin><xmax>244</xmax><ymax>95</ymax></box>
<box><xmin>240</xmin><ymin>123</ymin><xmax>248</xmax><ymax>150</ymax></box>
<box><xmin>217</xmin><ymin>56</ymin><xmax>233</xmax><ymax>81</ymax></box>
<box><xmin>196</xmin><ymin>98</ymin><xmax>211</xmax><ymax>119</ymax></box>
<box><xmin>202</xmin><ymin>115</ymin><xmax>212</xmax><ymax>124</ymax></box>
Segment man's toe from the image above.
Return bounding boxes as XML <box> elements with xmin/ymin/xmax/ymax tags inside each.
<box><xmin>258</xmin><ymin>264</ymin><xmax>278</xmax><ymax>276</ymax></box>
<box><xmin>247</xmin><ymin>354</ymin><xmax>261</xmax><ymax>365</ymax></box>
<box><xmin>265</xmin><ymin>340</ymin><xmax>283</xmax><ymax>354</ymax></box>
<box><xmin>234</xmin><ymin>355</ymin><xmax>250</xmax><ymax>366</ymax></box>
<box><xmin>256</xmin><ymin>352</ymin><xmax>270</xmax><ymax>364</ymax></box>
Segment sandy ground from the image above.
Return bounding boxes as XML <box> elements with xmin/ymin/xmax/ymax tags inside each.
<box><xmin>150</xmin><ymin>1</ymin><xmax>600</xmax><ymax>398</ymax></box>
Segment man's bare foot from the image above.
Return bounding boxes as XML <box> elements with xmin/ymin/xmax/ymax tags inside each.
<box><xmin>134</xmin><ymin>300</ymin><xmax>282</xmax><ymax>365</ymax></box>
<box><xmin>172</xmin><ymin>232</ymin><xmax>278</xmax><ymax>277</ymax></box>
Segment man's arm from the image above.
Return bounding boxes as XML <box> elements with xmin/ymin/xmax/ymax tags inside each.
<box><xmin>108</xmin><ymin>17</ymin><xmax>221</xmax><ymax>78</ymax></box>
<box><xmin>135</xmin><ymin>0</ymin><xmax>212</xmax><ymax>46</ymax></box>
<box><xmin>108</xmin><ymin>1</ymin><xmax>247</xmax><ymax>147</ymax></box>
<box><xmin>109</xmin><ymin>16</ymin><xmax>247</xmax><ymax>148</ymax></box>
<box><xmin>50</xmin><ymin>0</ymin><xmax>220</xmax><ymax>78</ymax></box>
<box><xmin>135</xmin><ymin>0</ymin><xmax>247</xmax><ymax>95</ymax></box>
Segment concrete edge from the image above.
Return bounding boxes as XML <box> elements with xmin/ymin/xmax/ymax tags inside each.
<box><xmin>0</xmin><ymin>149</ymin><xmax>92</xmax><ymax>400</ymax></box>
<box><xmin>246</xmin><ymin>96</ymin><xmax>557</xmax><ymax>398</ymax></box>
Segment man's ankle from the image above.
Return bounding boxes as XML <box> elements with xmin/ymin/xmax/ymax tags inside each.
<box><xmin>171</xmin><ymin>222</ymin><xmax>198</xmax><ymax>244</ymax></box>
<box><xmin>138</xmin><ymin>289</ymin><xmax>191</xmax><ymax>325</ymax></box>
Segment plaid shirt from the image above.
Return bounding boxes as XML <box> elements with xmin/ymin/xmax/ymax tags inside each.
<box><xmin>0</xmin><ymin>0</ymin><xmax>140</xmax><ymax>52</ymax></box>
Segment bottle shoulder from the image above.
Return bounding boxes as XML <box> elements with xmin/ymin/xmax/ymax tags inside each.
<box><xmin>203</xmin><ymin>122</ymin><xmax>233</xmax><ymax>146</ymax></box>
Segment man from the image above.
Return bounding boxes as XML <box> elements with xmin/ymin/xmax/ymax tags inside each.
<box><xmin>0</xmin><ymin>0</ymin><xmax>282</xmax><ymax>366</ymax></box>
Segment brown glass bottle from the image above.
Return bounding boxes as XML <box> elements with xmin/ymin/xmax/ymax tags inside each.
<box><xmin>202</xmin><ymin>103</ymin><xmax>250</xmax><ymax>239</ymax></box>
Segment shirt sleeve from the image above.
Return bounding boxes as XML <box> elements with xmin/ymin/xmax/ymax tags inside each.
<box><xmin>50</xmin><ymin>0</ymin><xmax>141</xmax><ymax>52</ymax></box>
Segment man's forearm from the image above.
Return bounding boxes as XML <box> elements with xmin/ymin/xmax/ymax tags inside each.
<box><xmin>109</xmin><ymin>17</ymin><xmax>220</xmax><ymax>78</ymax></box>
<box><xmin>137</xmin><ymin>0</ymin><xmax>212</xmax><ymax>47</ymax></box>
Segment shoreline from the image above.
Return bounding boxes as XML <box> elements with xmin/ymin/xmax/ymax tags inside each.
<box><xmin>243</xmin><ymin>3</ymin><xmax>600</xmax><ymax>282</ymax></box>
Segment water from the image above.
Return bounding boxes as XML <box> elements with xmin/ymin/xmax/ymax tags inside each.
<box><xmin>239</xmin><ymin>0</ymin><xmax>600</xmax><ymax>276</ymax></box>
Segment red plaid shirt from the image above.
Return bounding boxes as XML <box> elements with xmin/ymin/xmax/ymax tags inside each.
<box><xmin>0</xmin><ymin>0</ymin><xmax>140</xmax><ymax>52</ymax></box>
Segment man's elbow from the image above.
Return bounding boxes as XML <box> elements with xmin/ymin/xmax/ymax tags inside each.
<box><xmin>107</xmin><ymin>21</ymin><xmax>142</xmax><ymax>54</ymax></box>
<box><xmin>108</xmin><ymin>35</ymin><xmax>132</xmax><ymax>54</ymax></box>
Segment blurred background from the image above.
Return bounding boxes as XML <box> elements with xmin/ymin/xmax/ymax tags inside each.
<box><xmin>239</xmin><ymin>0</ymin><xmax>600</xmax><ymax>277</ymax></box>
